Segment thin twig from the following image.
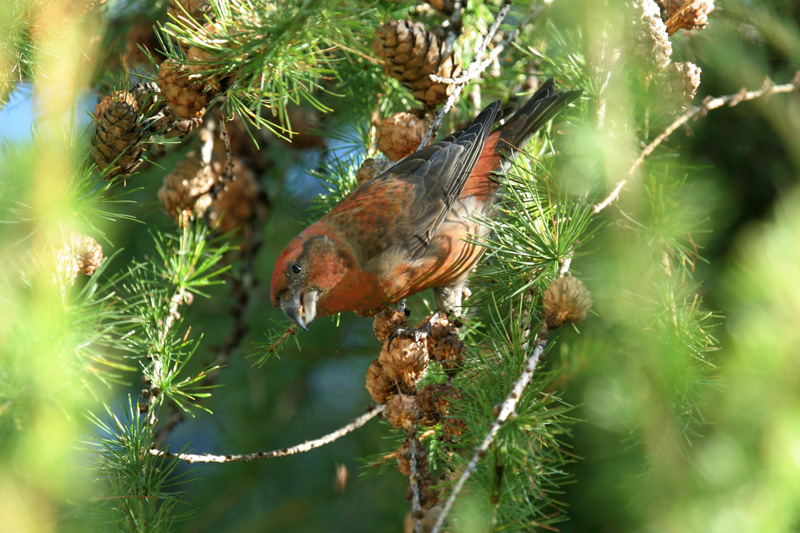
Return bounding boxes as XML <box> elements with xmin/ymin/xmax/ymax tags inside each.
<box><xmin>593</xmin><ymin>74</ymin><xmax>800</xmax><ymax>213</ymax></box>
<box><xmin>408</xmin><ymin>433</ymin><xmax>423</xmax><ymax>533</ymax></box>
<box><xmin>153</xmin><ymin>224</ymin><xmax>263</xmax><ymax>444</ymax></box>
<box><xmin>431</xmin><ymin>253</ymin><xmax>573</xmax><ymax>531</ymax></box>
<box><xmin>155</xmin><ymin>119</ymin><xmax>271</xmax><ymax>444</ymax></box>
<box><xmin>151</xmin><ymin>405</ymin><xmax>386</xmax><ymax>464</ymax></box>
<box><xmin>439</xmin><ymin>0</ymin><xmax>464</xmax><ymax>48</ymax></box>
<box><xmin>431</xmin><ymin>326</ymin><xmax>550</xmax><ymax>533</ymax></box>
<box><xmin>218</xmin><ymin>115</ymin><xmax>234</xmax><ymax>183</ymax></box>
<box><xmin>143</xmin><ymin>286</ymin><xmax>187</xmax><ymax>426</ymax></box>
<box><xmin>417</xmin><ymin>0</ymin><xmax>515</xmax><ymax>150</ymax></box>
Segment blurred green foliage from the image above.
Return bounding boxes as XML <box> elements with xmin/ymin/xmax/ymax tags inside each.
<box><xmin>0</xmin><ymin>0</ymin><xmax>799</xmax><ymax>532</ymax></box>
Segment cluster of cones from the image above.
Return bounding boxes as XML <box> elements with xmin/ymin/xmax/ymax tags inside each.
<box><xmin>631</xmin><ymin>0</ymin><xmax>715</xmax><ymax>110</ymax></box>
<box><xmin>90</xmin><ymin>0</ymin><xmax>306</xmax><ymax>237</ymax></box>
<box><xmin>157</xmin><ymin>120</ymin><xmax>266</xmax><ymax>236</ymax></box>
<box><xmin>359</xmin><ymin>4</ymin><xmax>466</xmax><ymax>184</ymax></box>
<box><xmin>366</xmin><ymin>308</ymin><xmax>468</xmax><ymax>513</ymax></box>
<box><xmin>365</xmin><ymin>275</ymin><xmax>591</xmax><ymax>528</ymax></box>
<box><xmin>91</xmin><ymin>0</ymin><xmax>231</xmax><ymax>180</ymax></box>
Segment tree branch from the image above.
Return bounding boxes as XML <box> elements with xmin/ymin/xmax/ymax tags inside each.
<box><xmin>150</xmin><ymin>405</ymin><xmax>385</xmax><ymax>463</ymax></box>
<box><xmin>594</xmin><ymin>73</ymin><xmax>800</xmax><ymax>213</ymax></box>
<box><xmin>408</xmin><ymin>432</ymin><xmax>423</xmax><ymax>533</ymax></box>
<box><xmin>417</xmin><ymin>0</ymin><xmax>515</xmax><ymax>149</ymax></box>
<box><xmin>431</xmin><ymin>325</ymin><xmax>551</xmax><ymax>533</ymax></box>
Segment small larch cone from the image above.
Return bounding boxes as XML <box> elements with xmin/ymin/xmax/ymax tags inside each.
<box><xmin>130</xmin><ymin>81</ymin><xmax>199</xmax><ymax>138</ymax></box>
<box><xmin>365</xmin><ymin>359</ymin><xmax>396</xmax><ymax>404</ymax></box>
<box><xmin>356</xmin><ymin>157</ymin><xmax>387</xmax><ymax>185</ymax></box>
<box><xmin>441</xmin><ymin>416</ymin><xmax>468</xmax><ymax>441</ymax></box>
<box><xmin>385</xmin><ymin>393</ymin><xmax>420</xmax><ymax>430</ymax></box>
<box><xmin>417</xmin><ymin>383</ymin><xmax>453</xmax><ymax>426</ymax></box>
<box><xmin>131</xmin><ymin>81</ymin><xmax>163</xmax><ymax>118</ymax></box>
<box><xmin>679</xmin><ymin>60</ymin><xmax>702</xmax><ymax>99</ymax></box>
<box><xmin>379</xmin><ymin>335</ymin><xmax>429</xmax><ymax>390</ymax></box>
<box><xmin>658</xmin><ymin>0</ymin><xmax>714</xmax><ymax>34</ymax></box>
<box><xmin>159</xmin><ymin>59</ymin><xmax>212</xmax><ymax>120</ymax></box>
<box><xmin>373</xmin><ymin>20</ymin><xmax>462</xmax><ymax>107</ymax></box>
<box><xmin>430</xmin><ymin>333</ymin><xmax>466</xmax><ymax>370</ymax></box>
<box><xmin>185</xmin><ymin>45</ymin><xmax>220</xmax><ymax>91</ymax></box>
<box><xmin>56</xmin><ymin>234</ymin><xmax>104</xmax><ymax>286</ymax></box>
<box><xmin>158</xmin><ymin>151</ymin><xmax>218</xmax><ymax>224</ymax></box>
<box><xmin>164</xmin><ymin>112</ymin><xmax>204</xmax><ymax>138</ymax></box>
<box><xmin>75</xmin><ymin>235</ymin><xmax>104</xmax><ymax>276</ymax></box>
<box><xmin>667</xmin><ymin>61</ymin><xmax>702</xmax><ymax>110</ymax></box>
<box><xmin>91</xmin><ymin>91</ymin><xmax>143</xmax><ymax>179</ymax></box>
<box><xmin>395</xmin><ymin>438</ymin><xmax>429</xmax><ymax>476</ymax></box>
<box><xmin>373</xmin><ymin>307</ymin><xmax>408</xmax><ymax>343</ymax></box>
<box><xmin>403</xmin><ymin>505</ymin><xmax>442</xmax><ymax>533</ymax></box>
<box><xmin>417</xmin><ymin>472</ymin><xmax>440</xmax><ymax>510</ymax></box>
<box><xmin>405</xmin><ymin>470</ymin><xmax>439</xmax><ymax>509</ymax></box>
<box><xmin>630</xmin><ymin>0</ymin><xmax>672</xmax><ymax>72</ymax></box>
<box><xmin>377</xmin><ymin>112</ymin><xmax>430</xmax><ymax>161</ymax></box>
<box><xmin>207</xmin><ymin>158</ymin><xmax>264</xmax><ymax>235</ymax></box>
<box><xmin>422</xmin><ymin>312</ymin><xmax>456</xmax><ymax>354</ymax></box>
<box><xmin>542</xmin><ymin>276</ymin><xmax>593</xmax><ymax>328</ymax></box>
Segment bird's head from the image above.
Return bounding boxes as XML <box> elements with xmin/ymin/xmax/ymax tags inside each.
<box><xmin>270</xmin><ymin>231</ymin><xmax>351</xmax><ymax>330</ymax></box>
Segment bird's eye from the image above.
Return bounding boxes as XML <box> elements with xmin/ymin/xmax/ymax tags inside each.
<box><xmin>290</xmin><ymin>263</ymin><xmax>302</xmax><ymax>275</ymax></box>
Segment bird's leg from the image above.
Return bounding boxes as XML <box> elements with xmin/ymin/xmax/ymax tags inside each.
<box><xmin>434</xmin><ymin>281</ymin><xmax>471</xmax><ymax>321</ymax></box>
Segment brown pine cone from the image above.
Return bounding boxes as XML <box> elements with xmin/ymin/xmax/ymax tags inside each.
<box><xmin>131</xmin><ymin>82</ymin><xmax>163</xmax><ymax>117</ymax></box>
<box><xmin>130</xmin><ymin>82</ymin><xmax>191</xmax><ymax>137</ymax></box>
<box><xmin>373</xmin><ymin>20</ymin><xmax>462</xmax><ymax>107</ymax></box>
<box><xmin>421</xmin><ymin>312</ymin><xmax>456</xmax><ymax>353</ymax></box>
<box><xmin>630</xmin><ymin>0</ymin><xmax>672</xmax><ymax>72</ymax></box>
<box><xmin>385</xmin><ymin>393</ymin><xmax>420</xmax><ymax>431</ymax></box>
<box><xmin>658</xmin><ymin>0</ymin><xmax>714</xmax><ymax>34</ymax></box>
<box><xmin>356</xmin><ymin>157</ymin><xmax>388</xmax><ymax>185</ymax></box>
<box><xmin>91</xmin><ymin>91</ymin><xmax>143</xmax><ymax>179</ymax></box>
<box><xmin>365</xmin><ymin>359</ymin><xmax>396</xmax><ymax>404</ymax></box>
<box><xmin>185</xmin><ymin>32</ymin><xmax>228</xmax><ymax>93</ymax></box>
<box><xmin>417</xmin><ymin>472</ymin><xmax>440</xmax><ymax>510</ymax></box>
<box><xmin>377</xmin><ymin>112</ymin><xmax>430</xmax><ymax>161</ymax></box>
<box><xmin>207</xmin><ymin>158</ymin><xmax>264</xmax><ymax>235</ymax></box>
<box><xmin>667</xmin><ymin>61</ymin><xmax>702</xmax><ymax>110</ymax></box>
<box><xmin>441</xmin><ymin>416</ymin><xmax>468</xmax><ymax>441</ymax></box>
<box><xmin>417</xmin><ymin>383</ymin><xmax>453</xmax><ymax>425</ymax></box>
<box><xmin>395</xmin><ymin>438</ymin><xmax>429</xmax><ymax>476</ymax></box>
<box><xmin>158</xmin><ymin>151</ymin><xmax>218</xmax><ymax>225</ymax></box>
<box><xmin>159</xmin><ymin>59</ymin><xmax>212</xmax><ymax>120</ymax></box>
<box><xmin>75</xmin><ymin>235</ymin><xmax>104</xmax><ymax>276</ymax></box>
<box><xmin>542</xmin><ymin>276</ymin><xmax>593</xmax><ymax>328</ymax></box>
<box><xmin>56</xmin><ymin>233</ymin><xmax>104</xmax><ymax>285</ymax></box>
<box><xmin>379</xmin><ymin>335</ymin><xmax>429</xmax><ymax>390</ymax></box>
<box><xmin>373</xmin><ymin>307</ymin><xmax>408</xmax><ymax>343</ymax></box>
<box><xmin>430</xmin><ymin>333</ymin><xmax>466</xmax><ymax>370</ymax></box>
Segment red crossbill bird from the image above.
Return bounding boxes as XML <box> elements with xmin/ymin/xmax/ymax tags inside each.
<box><xmin>271</xmin><ymin>79</ymin><xmax>579</xmax><ymax>329</ymax></box>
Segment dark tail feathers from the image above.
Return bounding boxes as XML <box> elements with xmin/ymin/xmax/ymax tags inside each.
<box><xmin>496</xmin><ymin>78</ymin><xmax>580</xmax><ymax>159</ymax></box>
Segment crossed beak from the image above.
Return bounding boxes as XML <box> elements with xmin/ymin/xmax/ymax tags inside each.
<box><xmin>280</xmin><ymin>290</ymin><xmax>318</xmax><ymax>330</ymax></box>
